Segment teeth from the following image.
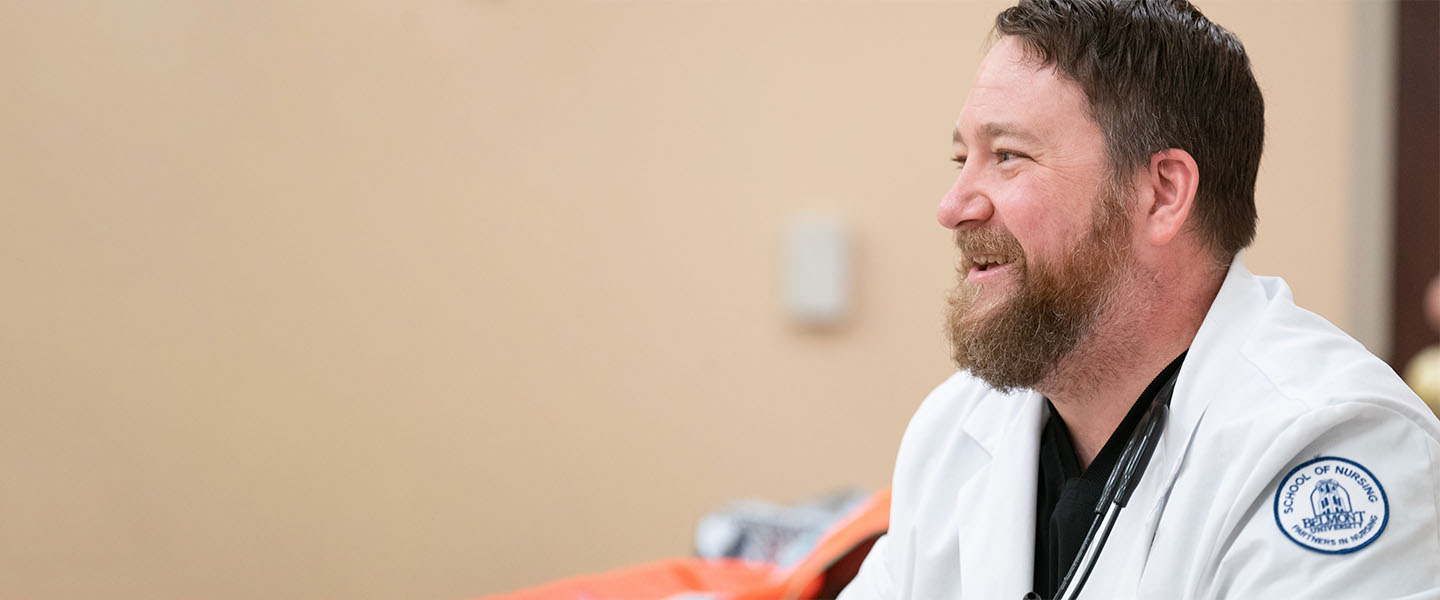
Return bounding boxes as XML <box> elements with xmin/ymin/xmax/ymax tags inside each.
<box><xmin>972</xmin><ymin>255</ymin><xmax>1008</xmax><ymax>266</ymax></box>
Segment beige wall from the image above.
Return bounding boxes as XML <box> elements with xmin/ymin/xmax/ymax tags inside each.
<box><xmin>0</xmin><ymin>1</ymin><xmax>1388</xmax><ymax>598</ymax></box>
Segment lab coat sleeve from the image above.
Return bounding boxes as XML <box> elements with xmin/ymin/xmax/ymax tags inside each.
<box><xmin>1195</xmin><ymin>401</ymin><xmax>1440</xmax><ymax>598</ymax></box>
<box><xmin>836</xmin><ymin>531</ymin><xmax>896</xmax><ymax>600</ymax></box>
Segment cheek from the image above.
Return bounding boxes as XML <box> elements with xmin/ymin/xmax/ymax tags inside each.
<box><xmin>1000</xmin><ymin>180</ymin><xmax>1093</xmax><ymax>259</ymax></box>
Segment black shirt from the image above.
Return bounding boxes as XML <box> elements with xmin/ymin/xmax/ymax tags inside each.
<box><xmin>1031</xmin><ymin>352</ymin><xmax>1186</xmax><ymax>599</ymax></box>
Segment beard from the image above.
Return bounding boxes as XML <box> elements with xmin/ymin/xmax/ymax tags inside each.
<box><xmin>944</xmin><ymin>184</ymin><xmax>1134</xmax><ymax>392</ymax></box>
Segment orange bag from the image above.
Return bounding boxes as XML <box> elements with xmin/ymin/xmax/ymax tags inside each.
<box><xmin>483</xmin><ymin>488</ymin><xmax>890</xmax><ymax>600</ymax></box>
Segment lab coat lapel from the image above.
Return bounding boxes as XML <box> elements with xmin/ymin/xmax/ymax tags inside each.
<box><xmin>1149</xmin><ymin>257</ymin><xmax>1265</xmax><ymax>504</ymax></box>
<box><xmin>956</xmin><ymin>391</ymin><xmax>1047</xmax><ymax>600</ymax></box>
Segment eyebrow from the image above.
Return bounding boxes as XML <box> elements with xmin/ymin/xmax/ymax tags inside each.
<box><xmin>952</xmin><ymin>122</ymin><xmax>1041</xmax><ymax>146</ymax></box>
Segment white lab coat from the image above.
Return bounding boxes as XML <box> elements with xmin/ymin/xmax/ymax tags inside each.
<box><xmin>840</xmin><ymin>257</ymin><xmax>1440</xmax><ymax>599</ymax></box>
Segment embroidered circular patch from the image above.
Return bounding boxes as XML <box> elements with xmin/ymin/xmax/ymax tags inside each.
<box><xmin>1273</xmin><ymin>456</ymin><xmax>1388</xmax><ymax>554</ymax></box>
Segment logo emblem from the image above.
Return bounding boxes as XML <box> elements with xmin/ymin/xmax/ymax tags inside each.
<box><xmin>1273</xmin><ymin>456</ymin><xmax>1388</xmax><ymax>554</ymax></box>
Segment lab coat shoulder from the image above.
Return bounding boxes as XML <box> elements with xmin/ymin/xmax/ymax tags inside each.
<box><xmin>1240</xmin><ymin>272</ymin><xmax>1433</xmax><ymax>416</ymax></box>
<box><xmin>1158</xmin><ymin>271</ymin><xmax>1440</xmax><ymax>598</ymax></box>
<box><xmin>1190</xmin><ymin>269</ymin><xmax>1439</xmax><ymax>457</ymax></box>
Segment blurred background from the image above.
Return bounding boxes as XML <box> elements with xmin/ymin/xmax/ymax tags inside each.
<box><xmin>1</xmin><ymin>0</ymin><xmax>1435</xmax><ymax>598</ymax></box>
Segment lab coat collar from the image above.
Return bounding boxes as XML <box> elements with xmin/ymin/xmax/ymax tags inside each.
<box><xmin>1154</xmin><ymin>254</ymin><xmax>1267</xmax><ymax>491</ymax></box>
<box><xmin>957</xmin><ymin>388</ymin><xmax>1047</xmax><ymax>599</ymax></box>
<box><xmin>1173</xmin><ymin>256</ymin><xmax>1264</xmax><ymax>432</ymax></box>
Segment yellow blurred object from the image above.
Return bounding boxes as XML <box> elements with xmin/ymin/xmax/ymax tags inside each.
<box><xmin>1405</xmin><ymin>345</ymin><xmax>1440</xmax><ymax>417</ymax></box>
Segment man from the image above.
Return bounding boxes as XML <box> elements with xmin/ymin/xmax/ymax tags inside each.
<box><xmin>839</xmin><ymin>1</ymin><xmax>1440</xmax><ymax>598</ymax></box>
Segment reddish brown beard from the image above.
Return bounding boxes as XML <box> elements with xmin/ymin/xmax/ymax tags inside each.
<box><xmin>945</xmin><ymin>189</ymin><xmax>1132</xmax><ymax>391</ymax></box>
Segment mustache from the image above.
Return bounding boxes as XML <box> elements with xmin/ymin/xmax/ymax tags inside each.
<box><xmin>954</xmin><ymin>228</ymin><xmax>1025</xmax><ymax>264</ymax></box>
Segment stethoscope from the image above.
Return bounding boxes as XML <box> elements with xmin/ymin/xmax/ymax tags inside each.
<box><xmin>1023</xmin><ymin>367</ymin><xmax>1180</xmax><ymax>600</ymax></box>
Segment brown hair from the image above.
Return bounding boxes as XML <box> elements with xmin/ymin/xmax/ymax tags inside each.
<box><xmin>995</xmin><ymin>0</ymin><xmax>1264</xmax><ymax>259</ymax></box>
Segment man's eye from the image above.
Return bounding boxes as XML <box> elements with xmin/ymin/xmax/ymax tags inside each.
<box><xmin>951</xmin><ymin>156</ymin><xmax>967</xmax><ymax>170</ymax></box>
<box><xmin>996</xmin><ymin>150</ymin><xmax>1020</xmax><ymax>162</ymax></box>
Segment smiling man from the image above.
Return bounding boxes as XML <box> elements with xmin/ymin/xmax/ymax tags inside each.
<box><xmin>838</xmin><ymin>1</ymin><xmax>1440</xmax><ymax>599</ymax></box>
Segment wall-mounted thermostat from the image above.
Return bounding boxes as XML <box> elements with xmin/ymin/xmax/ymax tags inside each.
<box><xmin>784</xmin><ymin>215</ymin><xmax>851</xmax><ymax>327</ymax></box>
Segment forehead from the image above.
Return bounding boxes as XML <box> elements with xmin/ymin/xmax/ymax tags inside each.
<box><xmin>954</xmin><ymin>37</ymin><xmax>1099</xmax><ymax>146</ymax></box>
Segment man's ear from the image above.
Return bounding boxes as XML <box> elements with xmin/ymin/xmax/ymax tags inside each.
<box><xmin>1141</xmin><ymin>148</ymin><xmax>1200</xmax><ymax>246</ymax></box>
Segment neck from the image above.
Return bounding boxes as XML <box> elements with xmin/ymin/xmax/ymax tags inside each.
<box><xmin>1038</xmin><ymin>263</ymin><xmax>1223</xmax><ymax>469</ymax></box>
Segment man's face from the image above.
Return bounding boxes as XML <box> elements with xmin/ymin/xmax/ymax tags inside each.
<box><xmin>941</xmin><ymin>37</ymin><xmax>1138</xmax><ymax>391</ymax></box>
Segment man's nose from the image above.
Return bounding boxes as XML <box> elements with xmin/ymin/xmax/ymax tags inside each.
<box><xmin>936</xmin><ymin>171</ymin><xmax>993</xmax><ymax>230</ymax></box>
